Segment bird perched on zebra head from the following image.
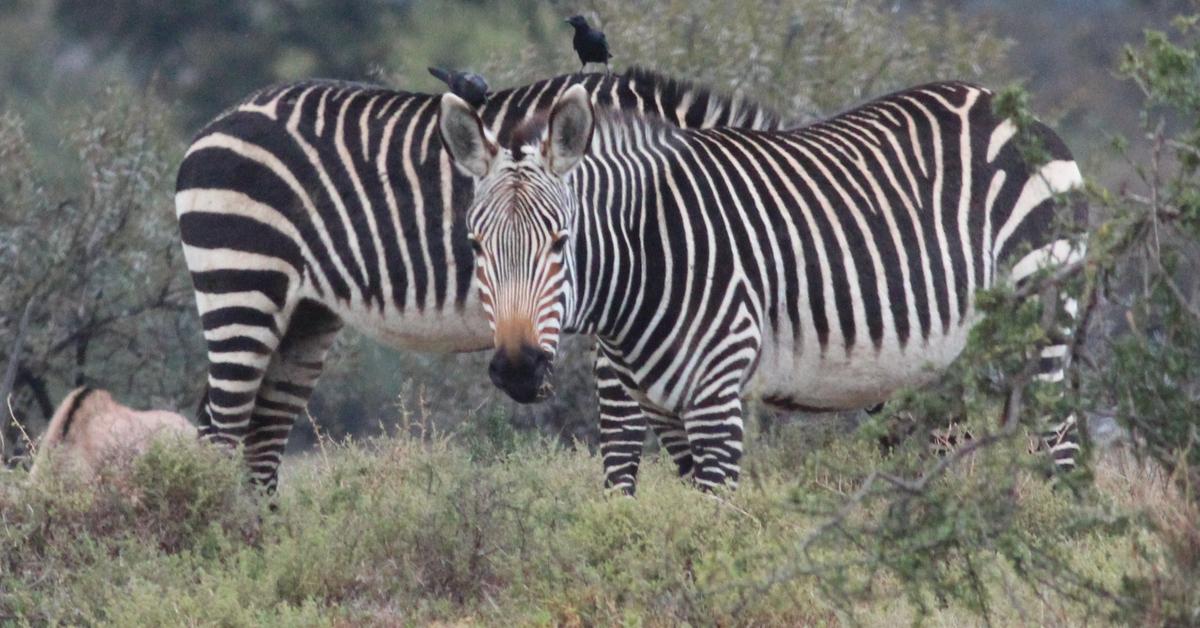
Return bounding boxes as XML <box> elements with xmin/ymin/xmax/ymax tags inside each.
<box><xmin>427</xmin><ymin>67</ymin><xmax>489</xmax><ymax>107</ymax></box>
<box><xmin>565</xmin><ymin>15</ymin><xmax>612</xmax><ymax>73</ymax></box>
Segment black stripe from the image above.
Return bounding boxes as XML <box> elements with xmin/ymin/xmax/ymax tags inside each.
<box><xmin>200</xmin><ymin>306</ymin><xmax>279</xmax><ymax>336</ymax></box>
<box><xmin>209</xmin><ymin>361</ymin><xmax>263</xmax><ymax>382</ymax></box>
<box><xmin>206</xmin><ymin>336</ymin><xmax>273</xmax><ymax>355</ymax></box>
<box><xmin>178</xmin><ymin>211</ymin><xmax>303</xmax><ymax>273</ymax></box>
<box><xmin>59</xmin><ymin>387</ymin><xmax>96</xmax><ymax>438</ymax></box>
<box><xmin>191</xmin><ymin>269</ymin><xmax>291</xmax><ymax>309</ymax></box>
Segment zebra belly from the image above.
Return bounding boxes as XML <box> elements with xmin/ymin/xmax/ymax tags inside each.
<box><xmin>749</xmin><ymin>318</ymin><xmax>976</xmax><ymax>411</ymax></box>
<box><xmin>315</xmin><ymin>288</ymin><xmax>493</xmax><ymax>354</ymax></box>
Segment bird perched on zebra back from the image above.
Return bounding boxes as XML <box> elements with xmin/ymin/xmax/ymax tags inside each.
<box><xmin>566</xmin><ymin>15</ymin><xmax>612</xmax><ymax>73</ymax></box>
<box><xmin>428</xmin><ymin>67</ymin><xmax>489</xmax><ymax>107</ymax></box>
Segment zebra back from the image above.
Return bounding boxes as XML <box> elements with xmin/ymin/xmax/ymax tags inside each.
<box><xmin>569</xmin><ymin>81</ymin><xmax>1085</xmax><ymax>355</ymax></box>
<box><xmin>177</xmin><ymin>68</ymin><xmax>781</xmax><ymax>314</ymax></box>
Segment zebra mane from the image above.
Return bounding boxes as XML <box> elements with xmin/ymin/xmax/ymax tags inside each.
<box><xmin>589</xmin><ymin>107</ymin><xmax>689</xmax><ymax>155</ymax></box>
<box><xmin>495</xmin><ymin>67</ymin><xmax>780</xmax><ymax>152</ymax></box>
<box><xmin>509</xmin><ymin>113</ymin><xmax>550</xmax><ymax>151</ymax></box>
<box><xmin>619</xmin><ymin>66</ymin><xmax>782</xmax><ymax>130</ymax></box>
<box><xmin>494</xmin><ymin>106</ymin><xmax>685</xmax><ymax>157</ymax></box>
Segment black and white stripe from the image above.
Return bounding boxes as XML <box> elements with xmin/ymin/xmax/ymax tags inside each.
<box><xmin>443</xmin><ymin>81</ymin><xmax>1086</xmax><ymax>493</ymax></box>
<box><xmin>175</xmin><ymin>69</ymin><xmax>780</xmax><ymax>490</ymax></box>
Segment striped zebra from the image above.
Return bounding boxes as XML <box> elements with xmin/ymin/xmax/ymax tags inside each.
<box><xmin>174</xmin><ymin>69</ymin><xmax>780</xmax><ymax>490</ymax></box>
<box><xmin>439</xmin><ymin>82</ymin><xmax>1086</xmax><ymax>492</ymax></box>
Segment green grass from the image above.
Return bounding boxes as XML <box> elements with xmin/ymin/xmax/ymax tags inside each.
<box><xmin>0</xmin><ymin>419</ymin><xmax>1188</xmax><ymax>626</ymax></box>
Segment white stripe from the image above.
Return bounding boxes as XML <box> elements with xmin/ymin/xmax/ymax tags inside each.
<box><xmin>982</xmin><ymin>171</ymin><xmax>1006</xmax><ymax>285</ymax></box>
<box><xmin>993</xmin><ymin>160</ymin><xmax>1083</xmax><ymax>258</ymax></box>
<box><xmin>401</xmin><ymin>98</ymin><xmax>438</xmax><ymax>309</ymax></box>
<box><xmin>180</xmin><ymin>244</ymin><xmax>298</xmax><ymax>276</ymax></box>
<box><xmin>1041</xmin><ymin>345</ymin><xmax>1068</xmax><ymax>358</ymax></box>
<box><xmin>335</xmin><ymin>91</ymin><xmax>391</xmax><ymax>311</ymax></box>
<box><xmin>987</xmin><ymin>119</ymin><xmax>1017</xmax><ymax>162</ymax></box>
<box><xmin>1009</xmin><ymin>238</ymin><xmax>1085</xmax><ymax>284</ymax></box>
<box><xmin>237</xmin><ymin>86</ymin><xmax>287</xmax><ymax>121</ymax></box>
<box><xmin>903</xmin><ymin>94</ymin><xmax>958</xmax><ymax>330</ymax></box>
<box><xmin>302</xmin><ymin>90</ymin><xmax>367</xmax><ymax>293</ymax></box>
<box><xmin>377</xmin><ymin>99</ymin><xmax>421</xmax><ymax>308</ymax></box>
<box><xmin>203</xmin><ymin>324</ymin><xmax>279</xmax><ymax>346</ymax></box>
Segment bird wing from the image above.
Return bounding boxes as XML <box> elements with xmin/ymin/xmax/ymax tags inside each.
<box><xmin>598</xmin><ymin>31</ymin><xmax>613</xmax><ymax>58</ymax></box>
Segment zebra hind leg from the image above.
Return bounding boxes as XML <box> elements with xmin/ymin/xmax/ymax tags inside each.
<box><xmin>195</xmin><ymin>381</ymin><xmax>214</xmax><ymax>440</ymax></box>
<box><xmin>1011</xmin><ymin>239</ymin><xmax>1086</xmax><ymax>474</ymax></box>
<box><xmin>1027</xmin><ymin>290</ymin><xmax>1084</xmax><ymax>470</ymax></box>
<box><xmin>243</xmin><ymin>299</ymin><xmax>342</xmax><ymax>493</ymax></box>
<box><xmin>197</xmin><ymin>299</ymin><xmax>291</xmax><ymax>456</ymax></box>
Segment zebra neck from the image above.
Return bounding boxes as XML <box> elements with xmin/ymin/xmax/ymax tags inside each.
<box><xmin>563</xmin><ymin>122</ymin><xmax>682</xmax><ymax>344</ymax></box>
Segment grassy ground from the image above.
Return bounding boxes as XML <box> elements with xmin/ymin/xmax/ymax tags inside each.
<box><xmin>0</xmin><ymin>412</ymin><xmax>1187</xmax><ymax>626</ymax></box>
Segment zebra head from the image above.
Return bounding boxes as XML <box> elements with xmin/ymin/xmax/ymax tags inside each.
<box><xmin>439</xmin><ymin>84</ymin><xmax>595</xmax><ymax>404</ymax></box>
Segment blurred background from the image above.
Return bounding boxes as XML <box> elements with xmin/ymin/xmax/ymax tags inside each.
<box><xmin>0</xmin><ymin>0</ymin><xmax>1191</xmax><ymax>455</ymax></box>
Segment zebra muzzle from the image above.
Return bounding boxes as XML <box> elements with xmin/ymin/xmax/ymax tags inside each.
<box><xmin>488</xmin><ymin>345</ymin><xmax>554</xmax><ymax>404</ymax></box>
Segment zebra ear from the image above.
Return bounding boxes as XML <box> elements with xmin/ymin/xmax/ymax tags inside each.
<box><xmin>439</xmin><ymin>92</ymin><xmax>496</xmax><ymax>178</ymax></box>
<box><xmin>545</xmin><ymin>84</ymin><xmax>594</xmax><ymax>177</ymax></box>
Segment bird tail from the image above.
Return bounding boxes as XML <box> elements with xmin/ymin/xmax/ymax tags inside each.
<box><xmin>427</xmin><ymin>66</ymin><xmax>451</xmax><ymax>85</ymax></box>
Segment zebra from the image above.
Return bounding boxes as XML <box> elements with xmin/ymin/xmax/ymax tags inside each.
<box><xmin>438</xmin><ymin>81</ymin><xmax>1087</xmax><ymax>492</ymax></box>
<box><xmin>174</xmin><ymin>68</ymin><xmax>781</xmax><ymax>491</ymax></box>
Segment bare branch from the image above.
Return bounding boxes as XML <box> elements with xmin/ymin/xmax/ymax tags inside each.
<box><xmin>0</xmin><ymin>298</ymin><xmax>34</xmax><ymax>425</ymax></box>
<box><xmin>6</xmin><ymin>394</ymin><xmax>34</xmax><ymax>458</ymax></box>
<box><xmin>1158</xmin><ymin>263</ymin><xmax>1200</xmax><ymax>323</ymax></box>
<box><xmin>1013</xmin><ymin>258</ymin><xmax>1087</xmax><ymax>300</ymax></box>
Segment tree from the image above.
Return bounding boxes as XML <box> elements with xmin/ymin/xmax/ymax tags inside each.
<box><xmin>0</xmin><ymin>86</ymin><xmax>202</xmax><ymax>461</ymax></box>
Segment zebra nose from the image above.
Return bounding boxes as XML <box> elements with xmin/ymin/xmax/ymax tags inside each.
<box><xmin>489</xmin><ymin>345</ymin><xmax>552</xmax><ymax>404</ymax></box>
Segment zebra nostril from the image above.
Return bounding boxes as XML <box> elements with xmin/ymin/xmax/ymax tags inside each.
<box><xmin>531</xmin><ymin>348</ymin><xmax>554</xmax><ymax>376</ymax></box>
<box><xmin>488</xmin><ymin>352</ymin><xmax>507</xmax><ymax>387</ymax></box>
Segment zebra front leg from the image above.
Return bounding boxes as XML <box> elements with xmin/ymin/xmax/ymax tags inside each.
<box><xmin>682</xmin><ymin>386</ymin><xmax>746</xmax><ymax>491</ymax></box>
<box><xmin>676</xmin><ymin>299</ymin><xmax>761</xmax><ymax>490</ymax></box>
<box><xmin>595</xmin><ymin>351</ymin><xmax>647</xmax><ymax>494</ymax></box>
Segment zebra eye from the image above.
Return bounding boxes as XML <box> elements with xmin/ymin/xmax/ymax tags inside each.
<box><xmin>468</xmin><ymin>236</ymin><xmax>483</xmax><ymax>256</ymax></box>
<box><xmin>550</xmin><ymin>235</ymin><xmax>569</xmax><ymax>255</ymax></box>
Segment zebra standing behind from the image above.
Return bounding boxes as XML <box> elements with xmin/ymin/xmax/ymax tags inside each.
<box><xmin>174</xmin><ymin>69</ymin><xmax>780</xmax><ymax>490</ymax></box>
<box><xmin>440</xmin><ymin>82</ymin><xmax>1086</xmax><ymax>492</ymax></box>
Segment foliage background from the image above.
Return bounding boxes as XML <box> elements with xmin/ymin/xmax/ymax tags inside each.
<box><xmin>0</xmin><ymin>0</ymin><xmax>1180</xmax><ymax>451</ymax></box>
<box><xmin>0</xmin><ymin>0</ymin><xmax>1186</xmax><ymax>448</ymax></box>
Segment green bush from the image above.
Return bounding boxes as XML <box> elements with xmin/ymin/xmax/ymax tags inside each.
<box><xmin>0</xmin><ymin>425</ymin><xmax>1180</xmax><ymax>625</ymax></box>
<box><xmin>0</xmin><ymin>439</ymin><xmax>260</xmax><ymax>624</ymax></box>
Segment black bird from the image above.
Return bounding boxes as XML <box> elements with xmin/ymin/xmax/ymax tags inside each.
<box><xmin>427</xmin><ymin>67</ymin><xmax>489</xmax><ymax>107</ymax></box>
<box><xmin>565</xmin><ymin>15</ymin><xmax>612</xmax><ymax>73</ymax></box>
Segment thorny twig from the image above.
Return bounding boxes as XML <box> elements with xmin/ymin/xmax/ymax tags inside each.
<box><xmin>6</xmin><ymin>395</ymin><xmax>34</xmax><ymax>458</ymax></box>
<box><xmin>1013</xmin><ymin>258</ymin><xmax>1087</xmax><ymax>300</ymax></box>
<box><xmin>1156</xmin><ymin>260</ymin><xmax>1200</xmax><ymax>323</ymax></box>
<box><xmin>305</xmin><ymin>408</ymin><xmax>331</xmax><ymax>471</ymax></box>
